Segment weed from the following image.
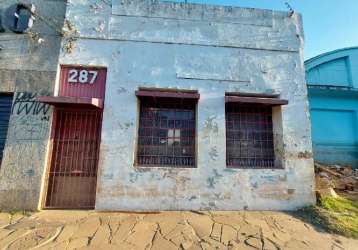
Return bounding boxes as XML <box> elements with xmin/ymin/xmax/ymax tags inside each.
<box><xmin>295</xmin><ymin>197</ymin><xmax>358</xmax><ymax>239</ymax></box>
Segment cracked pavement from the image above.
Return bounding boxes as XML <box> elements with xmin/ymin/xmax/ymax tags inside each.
<box><xmin>0</xmin><ymin>211</ymin><xmax>357</xmax><ymax>249</ymax></box>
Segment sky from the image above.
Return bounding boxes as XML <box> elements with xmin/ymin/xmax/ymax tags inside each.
<box><xmin>168</xmin><ymin>0</ymin><xmax>358</xmax><ymax>60</ymax></box>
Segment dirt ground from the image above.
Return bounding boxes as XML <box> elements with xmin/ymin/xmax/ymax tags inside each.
<box><xmin>0</xmin><ymin>210</ymin><xmax>357</xmax><ymax>250</ymax></box>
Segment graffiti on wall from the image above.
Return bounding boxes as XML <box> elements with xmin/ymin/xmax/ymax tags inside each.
<box><xmin>10</xmin><ymin>92</ymin><xmax>51</xmax><ymax>140</ymax></box>
<box><xmin>1</xmin><ymin>91</ymin><xmax>52</xmax><ymax>179</ymax></box>
<box><xmin>12</xmin><ymin>92</ymin><xmax>50</xmax><ymax>118</ymax></box>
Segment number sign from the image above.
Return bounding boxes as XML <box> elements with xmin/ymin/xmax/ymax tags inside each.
<box><xmin>60</xmin><ymin>66</ymin><xmax>107</xmax><ymax>99</ymax></box>
<box><xmin>68</xmin><ymin>69</ymin><xmax>98</xmax><ymax>84</ymax></box>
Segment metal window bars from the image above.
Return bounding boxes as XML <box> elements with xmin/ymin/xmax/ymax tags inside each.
<box><xmin>45</xmin><ymin>108</ymin><xmax>102</xmax><ymax>209</ymax></box>
<box><xmin>137</xmin><ymin>97</ymin><xmax>196</xmax><ymax>167</ymax></box>
<box><xmin>225</xmin><ymin>103</ymin><xmax>275</xmax><ymax>168</ymax></box>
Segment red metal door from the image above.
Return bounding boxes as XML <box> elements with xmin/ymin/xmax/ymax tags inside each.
<box><xmin>45</xmin><ymin>108</ymin><xmax>102</xmax><ymax>209</ymax></box>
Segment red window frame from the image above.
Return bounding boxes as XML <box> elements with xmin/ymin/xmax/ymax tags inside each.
<box><xmin>136</xmin><ymin>95</ymin><xmax>197</xmax><ymax>168</ymax></box>
<box><xmin>225</xmin><ymin>102</ymin><xmax>276</xmax><ymax>169</ymax></box>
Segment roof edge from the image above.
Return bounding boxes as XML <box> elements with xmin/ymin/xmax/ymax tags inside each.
<box><xmin>305</xmin><ymin>46</ymin><xmax>358</xmax><ymax>65</ymax></box>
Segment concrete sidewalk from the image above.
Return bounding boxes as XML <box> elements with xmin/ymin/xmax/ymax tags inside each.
<box><xmin>0</xmin><ymin>211</ymin><xmax>357</xmax><ymax>250</ymax></box>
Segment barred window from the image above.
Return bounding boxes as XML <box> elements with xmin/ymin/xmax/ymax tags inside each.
<box><xmin>136</xmin><ymin>96</ymin><xmax>197</xmax><ymax>167</ymax></box>
<box><xmin>226</xmin><ymin>103</ymin><xmax>275</xmax><ymax>168</ymax></box>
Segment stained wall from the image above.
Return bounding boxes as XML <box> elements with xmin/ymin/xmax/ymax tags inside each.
<box><xmin>0</xmin><ymin>0</ymin><xmax>66</xmax><ymax>210</ymax></box>
<box><xmin>56</xmin><ymin>0</ymin><xmax>316</xmax><ymax>210</ymax></box>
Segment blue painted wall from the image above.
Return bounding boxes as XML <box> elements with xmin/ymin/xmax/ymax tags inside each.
<box><xmin>305</xmin><ymin>47</ymin><xmax>358</xmax><ymax>167</ymax></box>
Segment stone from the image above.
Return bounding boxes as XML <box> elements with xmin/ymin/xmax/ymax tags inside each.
<box><xmin>90</xmin><ymin>225</ymin><xmax>111</xmax><ymax>246</ymax></box>
<box><xmin>317</xmin><ymin>188</ymin><xmax>339</xmax><ymax>198</ymax></box>
<box><xmin>212</xmin><ymin>214</ymin><xmax>243</xmax><ymax>231</ymax></box>
<box><xmin>0</xmin><ymin>229</ymin><xmax>28</xmax><ymax>248</ymax></box>
<box><xmin>243</xmin><ymin>234</ymin><xmax>263</xmax><ymax>249</ymax></box>
<box><xmin>1</xmin><ymin>211</ymin><xmax>358</xmax><ymax>250</ymax></box>
<box><xmin>74</xmin><ymin>217</ymin><xmax>100</xmax><ymax>238</ymax></box>
<box><xmin>185</xmin><ymin>242</ymin><xmax>203</xmax><ymax>250</ymax></box>
<box><xmin>54</xmin><ymin>224</ymin><xmax>77</xmax><ymax>243</ymax></box>
<box><xmin>186</xmin><ymin>213</ymin><xmax>213</xmax><ymax>238</ymax></box>
<box><xmin>319</xmin><ymin>172</ymin><xmax>330</xmax><ymax>178</ymax></box>
<box><xmin>6</xmin><ymin>227</ymin><xmax>58</xmax><ymax>250</ymax></box>
<box><xmin>221</xmin><ymin>225</ymin><xmax>238</xmax><ymax>245</ymax></box>
<box><xmin>341</xmin><ymin>167</ymin><xmax>354</xmax><ymax>176</ymax></box>
<box><xmin>124</xmin><ymin>221</ymin><xmax>157</xmax><ymax>249</ymax></box>
<box><xmin>152</xmin><ymin>212</ymin><xmax>183</xmax><ymax>236</ymax></box>
<box><xmin>0</xmin><ymin>228</ymin><xmax>13</xmax><ymax>240</ymax></box>
<box><xmin>67</xmin><ymin>237</ymin><xmax>89</xmax><ymax>249</ymax></box>
<box><xmin>181</xmin><ymin>240</ymin><xmax>201</xmax><ymax>250</ymax></box>
<box><xmin>340</xmin><ymin>177</ymin><xmax>356</xmax><ymax>190</ymax></box>
<box><xmin>78</xmin><ymin>244</ymin><xmax>119</xmax><ymax>250</ymax></box>
<box><xmin>315</xmin><ymin>176</ymin><xmax>334</xmax><ymax>189</ymax></box>
<box><xmin>201</xmin><ymin>236</ymin><xmax>227</xmax><ymax>249</ymax></box>
<box><xmin>166</xmin><ymin>223</ymin><xmax>201</xmax><ymax>247</ymax></box>
<box><xmin>210</xmin><ymin>223</ymin><xmax>222</xmax><ymax>241</ymax></box>
<box><xmin>111</xmin><ymin>215</ymin><xmax>137</xmax><ymax>244</ymax></box>
<box><xmin>151</xmin><ymin>231</ymin><xmax>177</xmax><ymax>250</ymax></box>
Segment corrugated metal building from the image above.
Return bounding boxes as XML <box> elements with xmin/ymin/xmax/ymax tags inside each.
<box><xmin>305</xmin><ymin>47</ymin><xmax>358</xmax><ymax>167</ymax></box>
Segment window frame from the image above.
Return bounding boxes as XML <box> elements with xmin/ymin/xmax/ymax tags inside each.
<box><xmin>134</xmin><ymin>89</ymin><xmax>199</xmax><ymax>168</ymax></box>
<box><xmin>225</xmin><ymin>93</ymin><xmax>288</xmax><ymax>169</ymax></box>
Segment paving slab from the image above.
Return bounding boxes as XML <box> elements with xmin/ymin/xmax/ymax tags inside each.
<box><xmin>0</xmin><ymin>210</ymin><xmax>357</xmax><ymax>249</ymax></box>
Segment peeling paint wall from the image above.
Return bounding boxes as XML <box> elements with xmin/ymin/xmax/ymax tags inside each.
<box><xmin>0</xmin><ymin>0</ymin><xmax>66</xmax><ymax>210</ymax></box>
<box><xmin>61</xmin><ymin>0</ymin><xmax>315</xmax><ymax>210</ymax></box>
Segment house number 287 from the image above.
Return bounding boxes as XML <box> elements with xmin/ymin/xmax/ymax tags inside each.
<box><xmin>68</xmin><ymin>69</ymin><xmax>98</xmax><ymax>84</ymax></box>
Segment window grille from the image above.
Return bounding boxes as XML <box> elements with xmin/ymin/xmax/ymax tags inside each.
<box><xmin>226</xmin><ymin>103</ymin><xmax>275</xmax><ymax>168</ymax></box>
<box><xmin>137</xmin><ymin>97</ymin><xmax>196</xmax><ymax>167</ymax></box>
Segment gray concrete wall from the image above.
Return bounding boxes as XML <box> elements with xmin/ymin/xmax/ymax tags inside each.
<box><xmin>59</xmin><ymin>0</ymin><xmax>315</xmax><ymax>210</ymax></box>
<box><xmin>0</xmin><ymin>0</ymin><xmax>66</xmax><ymax>210</ymax></box>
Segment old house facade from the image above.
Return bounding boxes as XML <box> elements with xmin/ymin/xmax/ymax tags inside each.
<box><xmin>0</xmin><ymin>0</ymin><xmax>315</xmax><ymax>211</ymax></box>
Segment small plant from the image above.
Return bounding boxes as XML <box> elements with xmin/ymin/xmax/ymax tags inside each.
<box><xmin>295</xmin><ymin>197</ymin><xmax>358</xmax><ymax>239</ymax></box>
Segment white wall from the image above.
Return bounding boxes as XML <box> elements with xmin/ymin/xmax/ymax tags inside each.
<box><xmin>59</xmin><ymin>0</ymin><xmax>315</xmax><ymax>210</ymax></box>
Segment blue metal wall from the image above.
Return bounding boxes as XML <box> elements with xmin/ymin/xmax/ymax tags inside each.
<box><xmin>305</xmin><ymin>47</ymin><xmax>358</xmax><ymax>167</ymax></box>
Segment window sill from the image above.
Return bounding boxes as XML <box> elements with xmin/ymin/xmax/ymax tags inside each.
<box><xmin>133</xmin><ymin>164</ymin><xmax>197</xmax><ymax>169</ymax></box>
<box><xmin>226</xmin><ymin>165</ymin><xmax>284</xmax><ymax>170</ymax></box>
